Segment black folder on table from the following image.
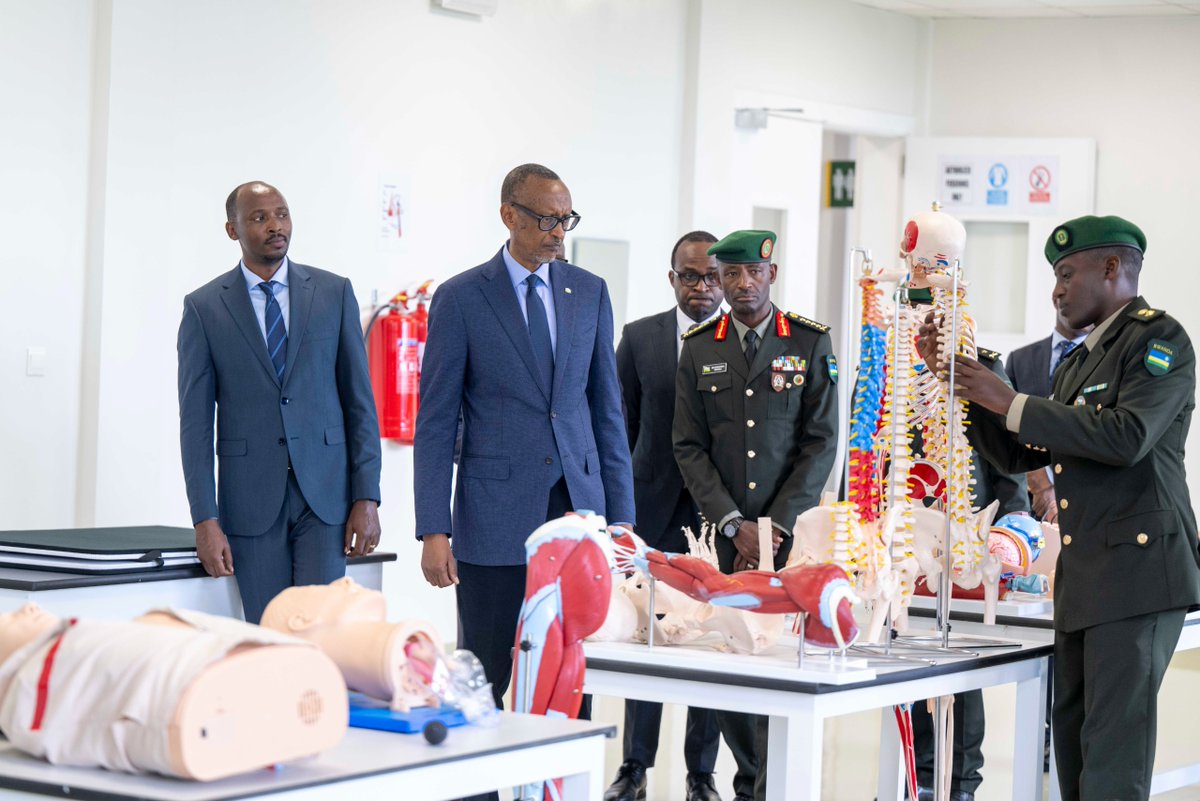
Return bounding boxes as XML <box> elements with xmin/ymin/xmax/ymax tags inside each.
<box><xmin>0</xmin><ymin>526</ymin><xmax>199</xmax><ymax>574</ymax></box>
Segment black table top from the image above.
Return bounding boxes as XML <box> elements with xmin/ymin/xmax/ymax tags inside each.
<box><xmin>0</xmin><ymin>525</ymin><xmax>395</xmax><ymax>591</ymax></box>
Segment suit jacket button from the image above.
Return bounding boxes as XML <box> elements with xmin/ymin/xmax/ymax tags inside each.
<box><xmin>1059</xmin><ymin>498</ymin><xmax>1068</xmax><ymax>510</ymax></box>
<box><xmin>278</xmin><ymin>438</ymin><xmax>286</xmax><ymax>446</ymax></box>
<box><xmin>748</xmin><ymin>482</ymin><xmax>757</xmax><ymax>490</ymax></box>
<box><xmin>551</xmin><ymin>411</ymin><xmax>557</xmax><ymax>419</ymax></box>
<box><xmin>1063</xmin><ymin>535</ymin><xmax>1072</xmax><ymax>545</ymax></box>
<box><xmin>545</xmin><ymin>457</ymin><xmax>553</xmax><ymax>465</ymax></box>
<box><xmin>1137</xmin><ymin>532</ymin><xmax>1149</xmax><ymax>545</ymax></box>
<box><xmin>748</xmin><ymin>450</ymin><xmax>756</xmax><ymax>458</ymax></box>
<box><xmin>280</xmin><ymin>397</ymin><xmax>290</xmax><ymax>405</ymax></box>
<box><xmin>711</xmin><ymin>385</ymin><xmax>718</xmax><ymax>393</ymax></box>
<box><xmin>747</xmin><ymin>419</ymin><xmax>755</xmax><ymax>428</ymax></box>
<box><xmin>745</xmin><ymin>388</ymin><xmax>754</xmax><ymax>397</ymax></box>
<box><xmin>1054</xmin><ymin>464</ymin><xmax>1062</xmax><ymax>475</ymax></box>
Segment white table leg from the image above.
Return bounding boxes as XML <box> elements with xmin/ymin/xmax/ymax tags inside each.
<box><xmin>1012</xmin><ymin>658</ymin><xmax>1048</xmax><ymax>801</ymax></box>
<box><xmin>766</xmin><ymin>712</ymin><xmax>822</xmax><ymax>801</ymax></box>
<box><xmin>877</xmin><ymin>706</ymin><xmax>905</xmax><ymax>801</ymax></box>
<box><xmin>558</xmin><ymin>733</ymin><xmax>606</xmax><ymax>800</ymax></box>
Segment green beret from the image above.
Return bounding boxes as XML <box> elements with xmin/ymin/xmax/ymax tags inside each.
<box><xmin>708</xmin><ymin>229</ymin><xmax>777</xmax><ymax>264</ymax></box>
<box><xmin>1045</xmin><ymin>215</ymin><xmax>1146</xmax><ymax>265</ymax></box>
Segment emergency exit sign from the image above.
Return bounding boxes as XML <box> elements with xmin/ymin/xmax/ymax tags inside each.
<box><xmin>825</xmin><ymin>161</ymin><xmax>855</xmax><ymax>208</ymax></box>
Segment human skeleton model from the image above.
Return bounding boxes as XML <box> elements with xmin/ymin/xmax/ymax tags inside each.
<box><xmin>0</xmin><ymin>603</ymin><xmax>346</xmax><ymax>781</ymax></box>
<box><xmin>593</xmin><ymin>523</ymin><xmax>785</xmax><ymax>655</ymax></box>
<box><xmin>260</xmin><ymin>577</ymin><xmax>447</xmax><ymax>713</ymax></box>
<box><xmin>792</xmin><ymin>207</ymin><xmax>1006</xmax><ymax>641</ymax></box>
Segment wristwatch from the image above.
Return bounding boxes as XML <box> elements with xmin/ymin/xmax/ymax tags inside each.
<box><xmin>722</xmin><ymin>516</ymin><xmax>744</xmax><ymax>538</ymax></box>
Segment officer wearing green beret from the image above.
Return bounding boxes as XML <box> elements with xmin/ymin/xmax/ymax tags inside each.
<box><xmin>673</xmin><ymin>229</ymin><xmax>839</xmax><ymax>801</ymax></box>
<box><xmin>917</xmin><ymin>215</ymin><xmax>1200</xmax><ymax>801</ymax></box>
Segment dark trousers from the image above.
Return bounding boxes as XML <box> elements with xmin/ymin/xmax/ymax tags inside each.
<box><xmin>713</xmin><ymin>532</ymin><xmax>794</xmax><ymax>800</ymax></box>
<box><xmin>621</xmin><ymin>489</ymin><xmax>720</xmax><ymax>774</ymax></box>
<box><xmin>1053</xmin><ymin>608</ymin><xmax>1185</xmax><ymax>801</ymax></box>
<box><xmin>226</xmin><ymin>469</ymin><xmax>346</xmax><ymax>624</ymax></box>
<box><xmin>911</xmin><ymin>690</ymin><xmax>986</xmax><ymax>793</ymax></box>
<box><xmin>457</xmin><ymin>478</ymin><xmax>574</xmax><ymax>801</ymax></box>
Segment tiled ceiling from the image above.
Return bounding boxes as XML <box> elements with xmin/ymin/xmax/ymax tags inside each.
<box><xmin>852</xmin><ymin>0</ymin><xmax>1200</xmax><ymax>17</ymax></box>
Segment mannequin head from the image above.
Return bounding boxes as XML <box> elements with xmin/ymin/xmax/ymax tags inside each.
<box><xmin>899</xmin><ymin>205</ymin><xmax>966</xmax><ymax>288</ymax></box>
<box><xmin>260</xmin><ymin>577</ymin><xmax>386</xmax><ymax>634</ymax></box>
<box><xmin>0</xmin><ymin>603</ymin><xmax>60</xmax><ymax>664</ymax></box>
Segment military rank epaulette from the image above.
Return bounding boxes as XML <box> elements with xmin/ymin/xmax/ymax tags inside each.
<box><xmin>977</xmin><ymin>347</ymin><xmax>1002</xmax><ymax>363</ymax></box>
<box><xmin>785</xmin><ymin>311</ymin><xmax>830</xmax><ymax>333</ymax></box>
<box><xmin>682</xmin><ymin>314</ymin><xmax>722</xmax><ymax>340</ymax></box>
<box><xmin>1130</xmin><ymin>306</ymin><xmax>1164</xmax><ymax>322</ymax></box>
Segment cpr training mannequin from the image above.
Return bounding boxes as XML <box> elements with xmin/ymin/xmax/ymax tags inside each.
<box><xmin>260</xmin><ymin>577</ymin><xmax>470</xmax><ymax>715</ymax></box>
<box><xmin>0</xmin><ymin>603</ymin><xmax>346</xmax><ymax>781</ymax></box>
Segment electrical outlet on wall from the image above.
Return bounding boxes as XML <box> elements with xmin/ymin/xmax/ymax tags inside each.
<box><xmin>26</xmin><ymin>347</ymin><xmax>46</xmax><ymax>377</ymax></box>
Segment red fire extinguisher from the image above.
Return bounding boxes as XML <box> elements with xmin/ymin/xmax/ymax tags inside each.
<box><xmin>366</xmin><ymin>287</ymin><xmax>425</xmax><ymax>443</ymax></box>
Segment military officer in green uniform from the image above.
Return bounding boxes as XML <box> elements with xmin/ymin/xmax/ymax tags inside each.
<box><xmin>917</xmin><ymin>215</ymin><xmax>1200</xmax><ymax>801</ymax></box>
<box><xmin>673</xmin><ymin>229</ymin><xmax>839</xmax><ymax>801</ymax></box>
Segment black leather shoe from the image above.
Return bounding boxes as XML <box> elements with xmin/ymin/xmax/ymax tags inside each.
<box><xmin>685</xmin><ymin>771</ymin><xmax>722</xmax><ymax>801</ymax></box>
<box><xmin>603</xmin><ymin>760</ymin><xmax>647</xmax><ymax>801</ymax></box>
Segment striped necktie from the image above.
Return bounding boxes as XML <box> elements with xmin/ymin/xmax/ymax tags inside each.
<box><xmin>259</xmin><ymin>281</ymin><xmax>287</xmax><ymax>381</ymax></box>
<box><xmin>1050</xmin><ymin>339</ymin><xmax>1077</xmax><ymax>378</ymax></box>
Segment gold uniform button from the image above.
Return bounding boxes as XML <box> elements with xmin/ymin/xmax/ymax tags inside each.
<box><xmin>1060</xmin><ymin>498</ymin><xmax>1068</xmax><ymax>510</ymax></box>
<box><xmin>1063</xmin><ymin>535</ymin><xmax>1072</xmax><ymax>545</ymax></box>
<box><xmin>710</xmin><ymin>385</ymin><xmax>718</xmax><ymax>393</ymax></box>
<box><xmin>1137</xmin><ymin>532</ymin><xmax>1149</xmax><ymax>545</ymax></box>
<box><xmin>1054</xmin><ymin>464</ymin><xmax>1062</xmax><ymax>475</ymax></box>
<box><xmin>748</xmin><ymin>450</ymin><xmax>756</xmax><ymax>458</ymax></box>
<box><xmin>747</xmin><ymin>419</ymin><xmax>755</xmax><ymax>428</ymax></box>
<box><xmin>748</xmin><ymin>482</ymin><xmax>757</xmax><ymax>490</ymax></box>
<box><xmin>746</xmin><ymin>388</ymin><xmax>754</xmax><ymax>397</ymax></box>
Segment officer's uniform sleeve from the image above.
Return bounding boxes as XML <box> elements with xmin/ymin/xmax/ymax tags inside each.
<box><xmin>973</xmin><ymin>354</ymin><xmax>1030</xmax><ymax>515</ymax></box>
<box><xmin>765</xmin><ymin>331</ymin><xmax>839</xmax><ymax>529</ymax></box>
<box><xmin>673</xmin><ymin>339</ymin><xmax>739</xmax><ymax>526</ymax></box>
<box><xmin>1019</xmin><ymin>318</ymin><xmax>1195</xmax><ymax>466</ymax></box>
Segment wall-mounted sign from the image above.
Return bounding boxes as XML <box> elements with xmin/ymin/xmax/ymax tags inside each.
<box><xmin>824</xmin><ymin>160</ymin><xmax>855</xmax><ymax>208</ymax></box>
<box><xmin>937</xmin><ymin>155</ymin><xmax>1059</xmax><ymax>215</ymax></box>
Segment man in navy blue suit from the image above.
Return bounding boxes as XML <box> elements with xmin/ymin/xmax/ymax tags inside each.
<box><xmin>178</xmin><ymin>181</ymin><xmax>382</xmax><ymax>625</ymax></box>
<box><xmin>414</xmin><ymin>164</ymin><xmax>635</xmax><ymax>722</ymax></box>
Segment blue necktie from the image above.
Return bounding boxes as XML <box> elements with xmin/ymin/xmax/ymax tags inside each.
<box><xmin>524</xmin><ymin>275</ymin><xmax>554</xmax><ymax>391</ymax></box>
<box><xmin>1050</xmin><ymin>339</ymin><xmax>1077</xmax><ymax>378</ymax></box>
<box><xmin>259</xmin><ymin>281</ymin><xmax>287</xmax><ymax>381</ymax></box>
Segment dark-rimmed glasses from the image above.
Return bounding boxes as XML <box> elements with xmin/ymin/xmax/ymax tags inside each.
<box><xmin>673</xmin><ymin>270</ymin><xmax>721</xmax><ymax>288</ymax></box>
<box><xmin>510</xmin><ymin>202</ymin><xmax>581</xmax><ymax>232</ymax></box>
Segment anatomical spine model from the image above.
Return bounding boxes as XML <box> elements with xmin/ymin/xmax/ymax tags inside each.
<box><xmin>793</xmin><ymin>207</ymin><xmax>1003</xmax><ymax>641</ymax></box>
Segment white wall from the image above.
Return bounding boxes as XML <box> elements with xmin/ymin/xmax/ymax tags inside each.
<box><xmin>926</xmin><ymin>14</ymin><xmax>1200</xmax><ymax>493</ymax></box>
<box><xmin>0</xmin><ymin>0</ymin><xmax>96</xmax><ymax>529</ymax></box>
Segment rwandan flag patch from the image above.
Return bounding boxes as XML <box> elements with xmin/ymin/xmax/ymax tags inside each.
<box><xmin>1145</xmin><ymin>339</ymin><xmax>1175</xmax><ymax>376</ymax></box>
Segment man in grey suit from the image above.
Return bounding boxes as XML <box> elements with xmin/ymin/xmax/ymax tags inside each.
<box><xmin>414</xmin><ymin>164</ymin><xmax>635</xmax><ymax>722</ymax></box>
<box><xmin>605</xmin><ymin>231</ymin><xmax>724</xmax><ymax>801</ymax></box>
<box><xmin>178</xmin><ymin>181</ymin><xmax>381</xmax><ymax>624</ymax></box>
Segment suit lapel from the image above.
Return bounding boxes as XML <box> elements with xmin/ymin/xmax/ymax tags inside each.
<box><xmin>550</xmin><ymin>261</ymin><xmax>576</xmax><ymax>401</ymax></box>
<box><xmin>219</xmin><ymin>264</ymin><xmax>280</xmax><ymax>387</ymax></box>
<box><xmin>282</xmin><ymin>262</ymin><xmax>314</xmax><ymax>388</ymax></box>
<box><xmin>657</xmin><ymin>310</ymin><xmax>679</xmax><ymax>371</ymax></box>
<box><xmin>479</xmin><ymin>250</ymin><xmax>551</xmax><ymax>402</ymax></box>
<box><xmin>717</xmin><ymin>317</ymin><xmax>747</xmax><ymax>380</ymax></box>
<box><xmin>1056</xmin><ymin>298</ymin><xmax>1147</xmax><ymax>402</ymax></box>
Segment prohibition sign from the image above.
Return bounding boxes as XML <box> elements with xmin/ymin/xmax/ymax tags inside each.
<box><xmin>1030</xmin><ymin>165</ymin><xmax>1052</xmax><ymax>190</ymax></box>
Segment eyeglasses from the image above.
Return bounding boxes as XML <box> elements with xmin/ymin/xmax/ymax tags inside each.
<box><xmin>510</xmin><ymin>202</ymin><xmax>581</xmax><ymax>232</ymax></box>
<box><xmin>673</xmin><ymin>270</ymin><xmax>722</xmax><ymax>287</ymax></box>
